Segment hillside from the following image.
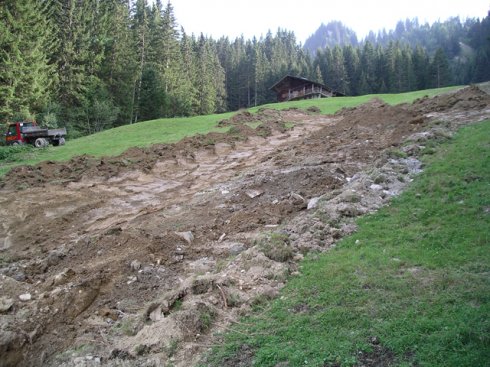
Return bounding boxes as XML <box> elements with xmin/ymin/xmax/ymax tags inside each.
<box><xmin>0</xmin><ymin>86</ymin><xmax>489</xmax><ymax>367</ymax></box>
<box><xmin>0</xmin><ymin>86</ymin><xmax>461</xmax><ymax>177</ymax></box>
<box><xmin>303</xmin><ymin>21</ymin><xmax>358</xmax><ymax>53</ymax></box>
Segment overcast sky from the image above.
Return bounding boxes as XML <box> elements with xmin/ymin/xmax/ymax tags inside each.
<box><xmin>169</xmin><ymin>0</ymin><xmax>489</xmax><ymax>43</ymax></box>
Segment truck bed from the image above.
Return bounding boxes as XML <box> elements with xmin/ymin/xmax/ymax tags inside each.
<box><xmin>22</xmin><ymin>126</ymin><xmax>67</xmax><ymax>138</ymax></box>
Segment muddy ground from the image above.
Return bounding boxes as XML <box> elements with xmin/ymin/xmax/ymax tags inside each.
<box><xmin>0</xmin><ymin>86</ymin><xmax>489</xmax><ymax>367</ymax></box>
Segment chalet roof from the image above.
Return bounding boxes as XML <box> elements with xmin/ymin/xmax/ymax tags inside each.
<box><xmin>270</xmin><ymin>75</ymin><xmax>332</xmax><ymax>92</ymax></box>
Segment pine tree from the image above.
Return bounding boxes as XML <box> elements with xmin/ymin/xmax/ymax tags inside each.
<box><xmin>130</xmin><ymin>0</ymin><xmax>150</xmax><ymax>123</ymax></box>
<box><xmin>360</xmin><ymin>41</ymin><xmax>377</xmax><ymax>94</ymax></box>
<box><xmin>343</xmin><ymin>45</ymin><xmax>360</xmax><ymax>95</ymax></box>
<box><xmin>0</xmin><ymin>0</ymin><xmax>55</xmax><ymax>120</ymax></box>
<box><xmin>176</xmin><ymin>28</ymin><xmax>198</xmax><ymax>116</ymax></box>
<box><xmin>314</xmin><ymin>64</ymin><xmax>324</xmax><ymax>85</ymax></box>
<box><xmin>195</xmin><ymin>35</ymin><xmax>216</xmax><ymax>115</ymax></box>
<box><xmin>412</xmin><ymin>45</ymin><xmax>429</xmax><ymax>90</ymax></box>
<box><xmin>330</xmin><ymin>46</ymin><xmax>348</xmax><ymax>94</ymax></box>
<box><xmin>101</xmin><ymin>0</ymin><xmax>137</xmax><ymax>126</ymax></box>
<box><xmin>430</xmin><ymin>48</ymin><xmax>451</xmax><ymax>88</ymax></box>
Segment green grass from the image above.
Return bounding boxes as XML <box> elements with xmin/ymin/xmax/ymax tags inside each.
<box><xmin>0</xmin><ymin>86</ymin><xmax>462</xmax><ymax>176</ymax></box>
<box><xmin>203</xmin><ymin>120</ymin><xmax>490</xmax><ymax>367</ymax></box>
<box><xmin>251</xmin><ymin>85</ymin><xmax>462</xmax><ymax>114</ymax></box>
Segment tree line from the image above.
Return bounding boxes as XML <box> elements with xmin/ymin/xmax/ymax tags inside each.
<box><xmin>1</xmin><ymin>1</ymin><xmax>489</xmax><ymax>137</ymax></box>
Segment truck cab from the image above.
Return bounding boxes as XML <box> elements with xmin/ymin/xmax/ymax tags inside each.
<box><xmin>5</xmin><ymin>122</ymin><xmax>35</xmax><ymax>145</ymax></box>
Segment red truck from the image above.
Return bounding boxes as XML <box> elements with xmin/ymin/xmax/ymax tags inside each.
<box><xmin>4</xmin><ymin>121</ymin><xmax>66</xmax><ymax>147</ymax></box>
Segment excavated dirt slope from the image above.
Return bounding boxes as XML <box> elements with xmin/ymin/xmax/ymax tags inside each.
<box><xmin>0</xmin><ymin>86</ymin><xmax>489</xmax><ymax>367</ymax></box>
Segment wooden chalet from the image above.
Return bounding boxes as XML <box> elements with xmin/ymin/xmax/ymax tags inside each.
<box><xmin>270</xmin><ymin>75</ymin><xmax>344</xmax><ymax>102</ymax></box>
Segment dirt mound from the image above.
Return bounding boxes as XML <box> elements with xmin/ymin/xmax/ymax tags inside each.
<box><xmin>412</xmin><ymin>85</ymin><xmax>490</xmax><ymax>113</ymax></box>
<box><xmin>0</xmin><ymin>86</ymin><xmax>489</xmax><ymax>367</ymax></box>
<box><xmin>1</xmin><ymin>109</ymin><xmax>309</xmax><ymax>191</ymax></box>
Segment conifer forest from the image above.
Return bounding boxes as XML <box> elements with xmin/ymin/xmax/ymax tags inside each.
<box><xmin>1</xmin><ymin>1</ymin><xmax>489</xmax><ymax>137</ymax></box>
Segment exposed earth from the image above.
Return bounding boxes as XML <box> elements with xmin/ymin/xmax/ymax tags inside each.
<box><xmin>0</xmin><ymin>86</ymin><xmax>489</xmax><ymax>367</ymax></box>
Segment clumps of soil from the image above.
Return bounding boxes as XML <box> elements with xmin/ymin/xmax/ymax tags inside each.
<box><xmin>219</xmin><ymin>107</ymin><xmax>298</xmax><ymax>134</ymax></box>
<box><xmin>355</xmin><ymin>337</ymin><xmax>397</xmax><ymax>367</ymax></box>
<box><xmin>412</xmin><ymin>85</ymin><xmax>490</xmax><ymax>113</ymax></box>
<box><xmin>0</xmin><ymin>109</ymin><xmax>302</xmax><ymax>191</ymax></box>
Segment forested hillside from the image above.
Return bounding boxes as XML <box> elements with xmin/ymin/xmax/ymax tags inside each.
<box><xmin>1</xmin><ymin>1</ymin><xmax>489</xmax><ymax>137</ymax></box>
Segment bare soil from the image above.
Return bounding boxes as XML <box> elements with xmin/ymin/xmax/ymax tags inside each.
<box><xmin>0</xmin><ymin>86</ymin><xmax>489</xmax><ymax>367</ymax></box>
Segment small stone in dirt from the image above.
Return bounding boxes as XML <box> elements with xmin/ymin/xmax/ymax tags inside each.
<box><xmin>149</xmin><ymin>306</ymin><xmax>163</xmax><ymax>322</ymax></box>
<box><xmin>53</xmin><ymin>268</ymin><xmax>75</xmax><ymax>286</ymax></box>
<box><xmin>307</xmin><ymin>197</ymin><xmax>320</xmax><ymax>210</ymax></box>
<box><xmin>228</xmin><ymin>243</ymin><xmax>246</xmax><ymax>256</ymax></box>
<box><xmin>19</xmin><ymin>293</ymin><xmax>32</xmax><ymax>302</ymax></box>
<box><xmin>290</xmin><ymin>192</ymin><xmax>306</xmax><ymax>204</ymax></box>
<box><xmin>370</xmin><ymin>184</ymin><xmax>383</xmax><ymax>191</ymax></box>
<box><xmin>175</xmin><ymin>231</ymin><xmax>194</xmax><ymax>244</ymax></box>
<box><xmin>0</xmin><ymin>296</ymin><xmax>14</xmax><ymax>312</ymax></box>
<box><xmin>127</xmin><ymin>276</ymin><xmax>137</xmax><ymax>284</ymax></box>
<box><xmin>130</xmin><ymin>260</ymin><xmax>141</xmax><ymax>272</ymax></box>
<box><xmin>245</xmin><ymin>189</ymin><xmax>264</xmax><ymax>199</ymax></box>
<box><xmin>47</xmin><ymin>250</ymin><xmax>64</xmax><ymax>267</ymax></box>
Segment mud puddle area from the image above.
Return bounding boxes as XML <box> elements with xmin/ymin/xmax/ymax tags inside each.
<box><xmin>0</xmin><ymin>87</ymin><xmax>489</xmax><ymax>367</ymax></box>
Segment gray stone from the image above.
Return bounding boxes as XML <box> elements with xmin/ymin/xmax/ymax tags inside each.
<box><xmin>228</xmin><ymin>243</ymin><xmax>246</xmax><ymax>256</ymax></box>
<box><xmin>130</xmin><ymin>260</ymin><xmax>141</xmax><ymax>272</ymax></box>
<box><xmin>307</xmin><ymin>197</ymin><xmax>320</xmax><ymax>210</ymax></box>
<box><xmin>0</xmin><ymin>297</ymin><xmax>14</xmax><ymax>313</ymax></box>
<box><xmin>245</xmin><ymin>189</ymin><xmax>263</xmax><ymax>199</ymax></box>
<box><xmin>19</xmin><ymin>293</ymin><xmax>32</xmax><ymax>302</ymax></box>
<box><xmin>175</xmin><ymin>231</ymin><xmax>194</xmax><ymax>244</ymax></box>
<box><xmin>53</xmin><ymin>268</ymin><xmax>75</xmax><ymax>286</ymax></box>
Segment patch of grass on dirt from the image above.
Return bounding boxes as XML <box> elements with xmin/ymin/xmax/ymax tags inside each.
<box><xmin>245</xmin><ymin>121</ymin><xmax>262</xmax><ymax>129</ymax></box>
<box><xmin>202</xmin><ymin>120</ymin><xmax>490</xmax><ymax>367</ymax></box>
<box><xmin>258</xmin><ymin>232</ymin><xmax>294</xmax><ymax>262</ymax></box>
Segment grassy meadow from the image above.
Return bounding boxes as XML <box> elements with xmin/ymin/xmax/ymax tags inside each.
<box><xmin>202</xmin><ymin>120</ymin><xmax>490</xmax><ymax>367</ymax></box>
<box><xmin>0</xmin><ymin>85</ymin><xmax>461</xmax><ymax>176</ymax></box>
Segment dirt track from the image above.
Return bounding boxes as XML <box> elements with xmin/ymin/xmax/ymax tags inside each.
<box><xmin>0</xmin><ymin>87</ymin><xmax>489</xmax><ymax>367</ymax></box>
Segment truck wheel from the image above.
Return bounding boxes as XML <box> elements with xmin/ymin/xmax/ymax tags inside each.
<box><xmin>34</xmin><ymin>138</ymin><xmax>48</xmax><ymax>148</ymax></box>
<box><xmin>12</xmin><ymin>142</ymin><xmax>20</xmax><ymax>146</ymax></box>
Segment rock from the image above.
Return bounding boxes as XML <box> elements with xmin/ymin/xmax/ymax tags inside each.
<box><xmin>175</xmin><ymin>231</ymin><xmax>194</xmax><ymax>244</ymax></box>
<box><xmin>245</xmin><ymin>189</ymin><xmax>263</xmax><ymax>199</ymax></box>
<box><xmin>307</xmin><ymin>197</ymin><xmax>320</xmax><ymax>210</ymax></box>
<box><xmin>47</xmin><ymin>249</ymin><xmax>66</xmax><ymax>267</ymax></box>
<box><xmin>228</xmin><ymin>243</ymin><xmax>246</xmax><ymax>256</ymax></box>
<box><xmin>19</xmin><ymin>293</ymin><xmax>32</xmax><ymax>302</ymax></box>
<box><xmin>130</xmin><ymin>260</ymin><xmax>141</xmax><ymax>272</ymax></box>
<box><xmin>53</xmin><ymin>268</ymin><xmax>75</xmax><ymax>286</ymax></box>
<box><xmin>369</xmin><ymin>184</ymin><xmax>383</xmax><ymax>191</ymax></box>
<box><xmin>12</xmin><ymin>272</ymin><xmax>26</xmax><ymax>282</ymax></box>
<box><xmin>0</xmin><ymin>297</ymin><xmax>14</xmax><ymax>313</ymax></box>
<box><xmin>290</xmin><ymin>192</ymin><xmax>306</xmax><ymax>204</ymax></box>
<box><xmin>149</xmin><ymin>306</ymin><xmax>163</xmax><ymax>322</ymax></box>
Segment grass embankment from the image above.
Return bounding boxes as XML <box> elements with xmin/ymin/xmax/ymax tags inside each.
<box><xmin>203</xmin><ymin>121</ymin><xmax>490</xmax><ymax>367</ymax></box>
<box><xmin>0</xmin><ymin>86</ymin><xmax>461</xmax><ymax>176</ymax></box>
